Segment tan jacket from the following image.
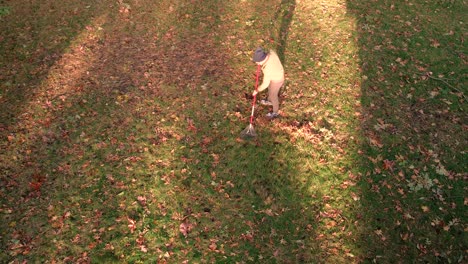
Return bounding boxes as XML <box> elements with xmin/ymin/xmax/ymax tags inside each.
<box><xmin>258</xmin><ymin>50</ymin><xmax>284</xmax><ymax>92</ymax></box>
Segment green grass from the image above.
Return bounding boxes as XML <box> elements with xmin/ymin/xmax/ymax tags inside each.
<box><xmin>347</xmin><ymin>0</ymin><xmax>467</xmax><ymax>262</ymax></box>
<box><xmin>1</xmin><ymin>0</ymin><xmax>466</xmax><ymax>263</ymax></box>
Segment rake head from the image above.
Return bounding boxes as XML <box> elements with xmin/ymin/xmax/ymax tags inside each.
<box><xmin>240</xmin><ymin>124</ymin><xmax>257</xmax><ymax>139</ymax></box>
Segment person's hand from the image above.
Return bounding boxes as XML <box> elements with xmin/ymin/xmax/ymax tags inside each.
<box><xmin>252</xmin><ymin>90</ymin><xmax>258</xmax><ymax>96</ymax></box>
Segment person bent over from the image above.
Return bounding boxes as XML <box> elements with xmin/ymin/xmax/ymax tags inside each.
<box><xmin>252</xmin><ymin>47</ymin><xmax>285</xmax><ymax>119</ymax></box>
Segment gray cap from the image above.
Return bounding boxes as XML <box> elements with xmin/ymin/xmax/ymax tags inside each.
<box><xmin>252</xmin><ymin>47</ymin><xmax>267</xmax><ymax>62</ymax></box>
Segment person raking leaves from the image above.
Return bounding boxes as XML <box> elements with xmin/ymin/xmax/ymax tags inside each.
<box><xmin>252</xmin><ymin>47</ymin><xmax>285</xmax><ymax>119</ymax></box>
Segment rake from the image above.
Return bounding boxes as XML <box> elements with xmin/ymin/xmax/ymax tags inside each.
<box><xmin>240</xmin><ymin>64</ymin><xmax>261</xmax><ymax>139</ymax></box>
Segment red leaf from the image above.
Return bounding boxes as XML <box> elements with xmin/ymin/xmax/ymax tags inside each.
<box><xmin>29</xmin><ymin>181</ymin><xmax>42</xmax><ymax>191</ymax></box>
<box><xmin>179</xmin><ymin>222</ymin><xmax>192</xmax><ymax>237</ymax></box>
<box><xmin>127</xmin><ymin>217</ymin><xmax>136</xmax><ymax>233</ymax></box>
<box><xmin>137</xmin><ymin>196</ymin><xmax>147</xmax><ymax>206</ymax></box>
<box><xmin>383</xmin><ymin>159</ymin><xmax>395</xmax><ymax>172</ymax></box>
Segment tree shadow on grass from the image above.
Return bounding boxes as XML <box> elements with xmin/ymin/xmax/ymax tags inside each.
<box><xmin>346</xmin><ymin>0</ymin><xmax>466</xmax><ymax>262</ymax></box>
<box><xmin>0</xmin><ymin>1</ymin><xmax>109</xmax><ymax>259</ymax></box>
<box><xmin>0</xmin><ymin>0</ymin><xmax>107</xmax><ymax>130</ymax></box>
<box><xmin>273</xmin><ymin>0</ymin><xmax>296</xmax><ymax>64</ymax></box>
<box><xmin>1</xmin><ymin>0</ymin><xmax>325</xmax><ymax>262</ymax></box>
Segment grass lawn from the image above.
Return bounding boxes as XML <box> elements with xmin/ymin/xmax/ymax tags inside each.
<box><xmin>0</xmin><ymin>0</ymin><xmax>466</xmax><ymax>263</ymax></box>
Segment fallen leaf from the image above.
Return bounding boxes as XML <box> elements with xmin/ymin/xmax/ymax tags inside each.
<box><xmin>383</xmin><ymin>159</ymin><xmax>395</xmax><ymax>171</ymax></box>
<box><xmin>208</xmin><ymin>241</ymin><xmax>217</xmax><ymax>251</ymax></box>
<box><xmin>127</xmin><ymin>217</ymin><xmax>136</xmax><ymax>233</ymax></box>
<box><xmin>137</xmin><ymin>196</ymin><xmax>147</xmax><ymax>206</ymax></box>
<box><xmin>179</xmin><ymin>222</ymin><xmax>192</xmax><ymax>237</ymax></box>
<box><xmin>421</xmin><ymin>206</ymin><xmax>430</xmax><ymax>212</ymax></box>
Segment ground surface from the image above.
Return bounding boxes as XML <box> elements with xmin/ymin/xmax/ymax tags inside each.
<box><xmin>0</xmin><ymin>0</ymin><xmax>466</xmax><ymax>263</ymax></box>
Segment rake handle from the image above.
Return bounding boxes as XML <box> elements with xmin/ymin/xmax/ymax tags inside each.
<box><xmin>249</xmin><ymin>64</ymin><xmax>261</xmax><ymax>124</ymax></box>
